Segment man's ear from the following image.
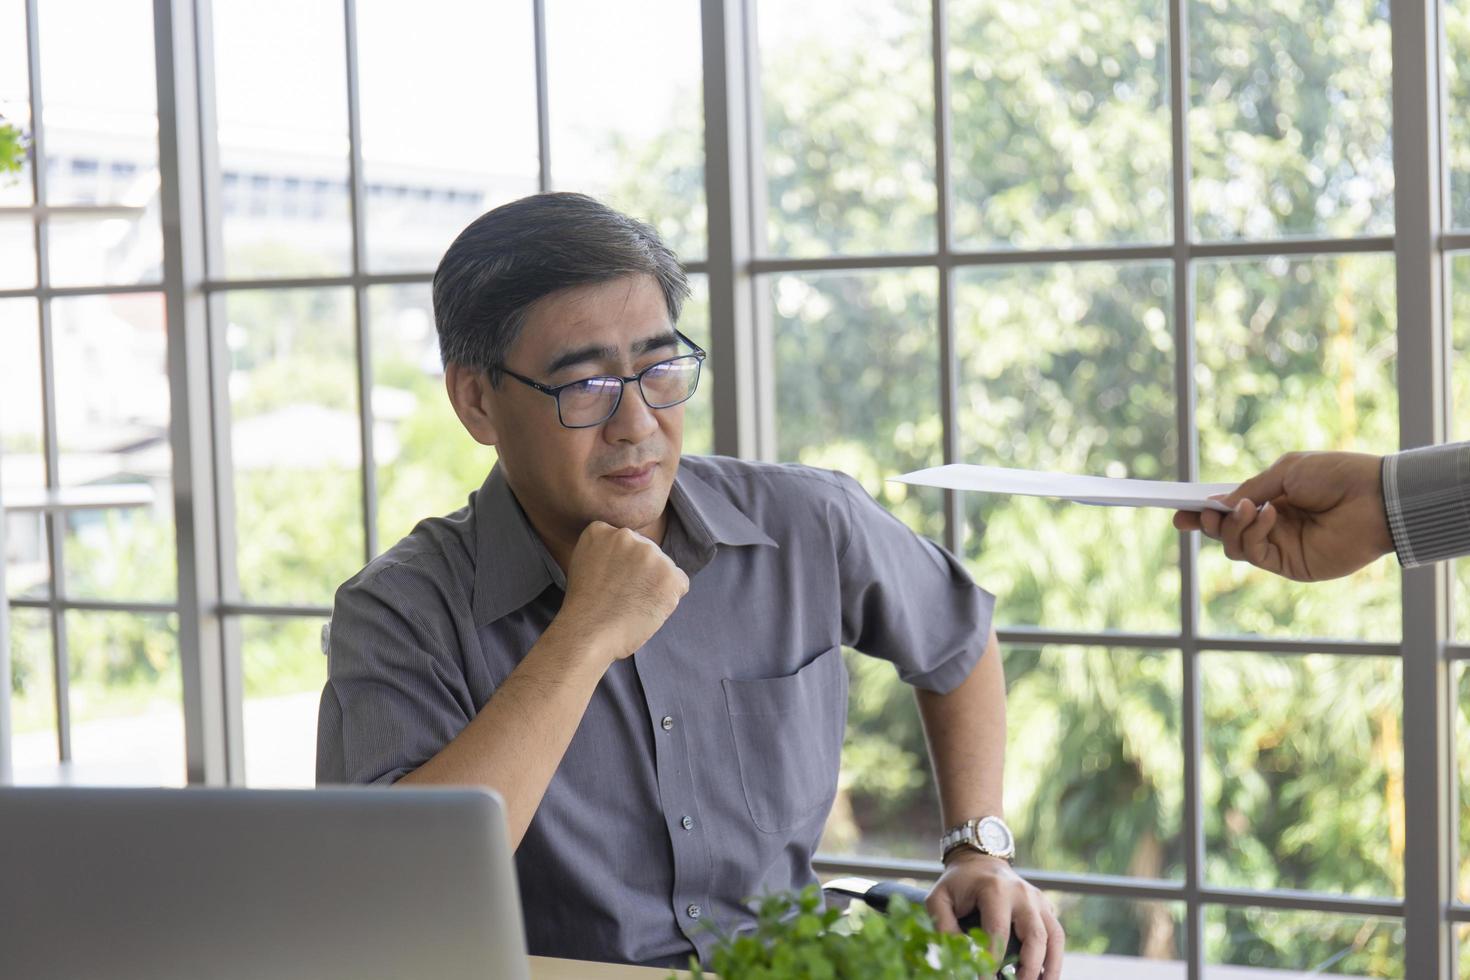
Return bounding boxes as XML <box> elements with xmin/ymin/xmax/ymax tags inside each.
<box><xmin>445</xmin><ymin>362</ymin><xmax>501</xmax><ymax>446</ymax></box>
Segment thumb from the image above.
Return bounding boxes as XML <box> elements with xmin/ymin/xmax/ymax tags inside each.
<box><xmin>1224</xmin><ymin>454</ymin><xmax>1295</xmax><ymax>507</ymax></box>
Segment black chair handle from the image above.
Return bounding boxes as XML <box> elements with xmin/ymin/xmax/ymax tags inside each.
<box><xmin>829</xmin><ymin>880</ymin><xmax>1024</xmax><ymax>976</ymax></box>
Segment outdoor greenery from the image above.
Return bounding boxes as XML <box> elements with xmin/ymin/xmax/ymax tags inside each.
<box><xmin>675</xmin><ymin>885</ymin><xmax>1001</xmax><ymax>980</ymax></box>
<box><xmin>0</xmin><ymin>117</ymin><xmax>24</xmax><ymax>177</ymax></box>
<box><xmin>12</xmin><ymin>0</ymin><xmax>1470</xmax><ymax>974</ymax></box>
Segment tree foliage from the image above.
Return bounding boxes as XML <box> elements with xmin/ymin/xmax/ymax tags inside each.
<box><xmin>12</xmin><ymin>0</ymin><xmax>1453</xmax><ymax>974</ymax></box>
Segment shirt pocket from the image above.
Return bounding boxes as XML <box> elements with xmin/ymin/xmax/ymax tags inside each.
<box><xmin>721</xmin><ymin>645</ymin><xmax>848</xmax><ymax>834</ymax></box>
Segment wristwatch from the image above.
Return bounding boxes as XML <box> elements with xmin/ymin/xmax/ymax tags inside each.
<box><xmin>941</xmin><ymin>815</ymin><xmax>1016</xmax><ymax>864</ymax></box>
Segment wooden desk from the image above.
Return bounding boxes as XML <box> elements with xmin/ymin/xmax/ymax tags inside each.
<box><xmin>529</xmin><ymin>955</ymin><xmax>695</xmax><ymax>978</ymax></box>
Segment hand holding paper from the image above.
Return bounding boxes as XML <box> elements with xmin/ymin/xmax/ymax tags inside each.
<box><xmin>1171</xmin><ymin>450</ymin><xmax>1395</xmax><ymax>581</ymax></box>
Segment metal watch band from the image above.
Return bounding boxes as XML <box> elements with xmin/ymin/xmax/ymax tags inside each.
<box><xmin>940</xmin><ymin>816</ymin><xmax>1014</xmax><ymax>863</ymax></box>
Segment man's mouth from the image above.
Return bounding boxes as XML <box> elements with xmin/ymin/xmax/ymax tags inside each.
<box><xmin>602</xmin><ymin>461</ymin><xmax>659</xmax><ymax>489</ymax></box>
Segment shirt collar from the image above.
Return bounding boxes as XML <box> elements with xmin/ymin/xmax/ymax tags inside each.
<box><xmin>666</xmin><ymin>463</ymin><xmax>778</xmax><ymax>557</ymax></box>
<box><xmin>471</xmin><ymin>459</ymin><xmax>777</xmax><ymax>627</ymax></box>
<box><xmin>471</xmin><ymin>465</ymin><xmax>560</xmax><ymax>626</ymax></box>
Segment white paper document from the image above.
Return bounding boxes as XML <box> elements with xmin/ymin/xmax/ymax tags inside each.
<box><xmin>893</xmin><ymin>464</ymin><xmax>1237</xmax><ymax>512</ymax></box>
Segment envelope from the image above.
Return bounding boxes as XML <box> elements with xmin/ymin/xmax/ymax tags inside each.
<box><xmin>892</xmin><ymin>463</ymin><xmax>1237</xmax><ymax>512</ymax></box>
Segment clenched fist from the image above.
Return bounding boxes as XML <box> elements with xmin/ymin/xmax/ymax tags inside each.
<box><xmin>555</xmin><ymin>521</ymin><xmax>690</xmax><ymax>664</ymax></box>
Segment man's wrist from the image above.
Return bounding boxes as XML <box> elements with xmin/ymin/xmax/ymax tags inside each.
<box><xmin>940</xmin><ymin>814</ymin><xmax>1016</xmax><ymax>864</ymax></box>
<box><xmin>538</xmin><ymin>616</ymin><xmax>618</xmax><ymax>675</ymax></box>
<box><xmin>942</xmin><ymin>848</ymin><xmax>1008</xmax><ymax>869</ymax></box>
<box><xmin>1372</xmin><ymin>454</ymin><xmax>1397</xmax><ymax>558</ymax></box>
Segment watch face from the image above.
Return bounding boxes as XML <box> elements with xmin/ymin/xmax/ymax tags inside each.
<box><xmin>978</xmin><ymin>818</ymin><xmax>1012</xmax><ymax>854</ymax></box>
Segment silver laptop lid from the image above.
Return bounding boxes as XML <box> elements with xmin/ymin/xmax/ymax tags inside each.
<box><xmin>0</xmin><ymin>785</ymin><xmax>530</xmax><ymax>980</ymax></box>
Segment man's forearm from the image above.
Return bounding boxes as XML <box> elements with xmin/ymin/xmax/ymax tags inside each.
<box><xmin>399</xmin><ymin>618</ymin><xmax>611</xmax><ymax>850</ymax></box>
<box><xmin>915</xmin><ymin>629</ymin><xmax>1007</xmax><ymax>832</ymax></box>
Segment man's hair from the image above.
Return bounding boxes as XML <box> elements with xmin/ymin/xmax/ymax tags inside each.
<box><xmin>432</xmin><ymin>192</ymin><xmax>691</xmax><ymax>382</ymax></box>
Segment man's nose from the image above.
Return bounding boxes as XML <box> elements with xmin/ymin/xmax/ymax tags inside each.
<box><xmin>602</xmin><ymin>381</ymin><xmax>660</xmax><ymax>442</ymax></box>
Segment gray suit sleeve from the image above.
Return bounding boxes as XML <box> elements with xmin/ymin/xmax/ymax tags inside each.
<box><xmin>1381</xmin><ymin>441</ymin><xmax>1470</xmax><ymax>567</ymax></box>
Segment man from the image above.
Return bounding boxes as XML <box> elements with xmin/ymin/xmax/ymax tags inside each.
<box><xmin>1173</xmin><ymin>444</ymin><xmax>1470</xmax><ymax>580</ymax></box>
<box><xmin>316</xmin><ymin>193</ymin><xmax>1064</xmax><ymax>976</ymax></box>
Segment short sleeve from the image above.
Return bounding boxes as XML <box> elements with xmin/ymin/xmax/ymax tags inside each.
<box><xmin>316</xmin><ymin>561</ymin><xmax>478</xmax><ymax>785</ymax></box>
<box><xmin>833</xmin><ymin>472</ymin><xmax>997</xmax><ymax>694</ymax></box>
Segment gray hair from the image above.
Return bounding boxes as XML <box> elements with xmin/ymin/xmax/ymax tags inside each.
<box><xmin>432</xmin><ymin>192</ymin><xmax>691</xmax><ymax>382</ymax></box>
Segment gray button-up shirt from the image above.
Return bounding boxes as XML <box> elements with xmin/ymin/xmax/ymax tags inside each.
<box><xmin>317</xmin><ymin>454</ymin><xmax>995</xmax><ymax>967</ymax></box>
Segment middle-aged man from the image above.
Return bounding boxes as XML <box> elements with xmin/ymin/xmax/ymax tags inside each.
<box><xmin>316</xmin><ymin>193</ymin><xmax>1064</xmax><ymax>977</ymax></box>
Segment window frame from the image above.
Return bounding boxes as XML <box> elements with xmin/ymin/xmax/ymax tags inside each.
<box><xmin>0</xmin><ymin>0</ymin><xmax>1458</xmax><ymax>975</ymax></box>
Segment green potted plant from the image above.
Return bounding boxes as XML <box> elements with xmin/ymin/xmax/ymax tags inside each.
<box><xmin>675</xmin><ymin>885</ymin><xmax>1001</xmax><ymax>979</ymax></box>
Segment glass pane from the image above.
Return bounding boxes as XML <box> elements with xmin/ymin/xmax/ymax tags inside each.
<box><xmin>1449</xmin><ymin>256</ymin><xmax>1470</xmax><ymax>641</ymax></box>
<box><xmin>0</xmin><ymin>219</ymin><xmax>36</xmax><ymax>288</ymax></box>
<box><xmin>1047</xmin><ymin>893</ymin><xmax>1186</xmax><ymax>969</ymax></box>
<box><xmin>37</xmin><ymin>0</ymin><xmax>162</xmax><ymax>287</ymax></box>
<box><xmin>1444</xmin><ymin>0</ymin><xmax>1470</xmax><ymax>229</ymax></box>
<box><xmin>47</xmin><ymin>210</ymin><xmax>163</xmax><ymax>288</ymax></box>
<box><xmin>825</xmin><ymin>651</ymin><xmax>936</xmax><ymax>860</ymax></box>
<box><xmin>1188</xmin><ymin>0</ymin><xmax>1393</xmax><ymax>241</ymax></box>
<box><xmin>51</xmin><ymin>293</ymin><xmax>176</xmax><ymax>601</ymax></box>
<box><xmin>1203</xmin><ymin>652</ymin><xmax>1402</xmax><ymax>898</ymax></box>
<box><xmin>212</xmin><ymin>0</ymin><xmax>351</xmax><ymax>277</ymax></box>
<box><xmin>0</xmin><ymin>0</ymin><xmax>33</xmax><ymax>207</ymax></box>
<box><xmin>1458</xmin><ymin>923</ymin><xmax>1470</xmax><ymax>980</ymax></box>
<box><xmin>679</xmin><ymin>275</ymin><xmax>712</xmax><ymax>457</ymax></box>
<box><xmin>1458</xmin><ymin>662</ymin><xmax>1470</xmax><ymax>903</ymax></box>
<box><xmin>37</xmin><ymin>0</ymin><xmax>158</xmax><ymax>207</ymax></box>
<box><xmin>1196</xmin><ymin>255</ymin><xmax>1399</xmax><ymax>640</ymax></box>
<box><xmin>242</xmin><ymin>616</ymin><xmax>328</xmax><ymax>788</ymax></box>
<box><xmin>770</xmin><ymin>269</ymin><xmax>943</xmax><ymax>541</ymax></box>
<box><xmin>368</xmin><ymin>283</ymin><xmax>494</xmax><ymax>552</ymax></box>
<box><xmin>8</xmin><ymin>607</ymin><xmax>58</xmax><ymax>781</ymax></box>
<box><xmin>4</xmin><ymin>511</ymin><xmax>47</xmax><ymax>600</ymax></box>
<box><xmin>826</xmin><ymin>646</ymin><xmax>1182</xmax><ymax>872</ymax></box>
<box><xmin>758</xmin><ymin>0</ymin><xmax>933</xmax><ymax>257</ymax></box>
<box><xmin>356</xmin><ymin>0</ymin><xmax>538</xmax><ymax>273</ymax></box>
<box><xmin>0</xmin><ymin>299</ymin><xmax>47</xmax><ymax>598</ymax></box>
<box><xmin>225</xmin><ymin>287</ymin><xmax>364</xmax><ymax>605</ymax></box>
<box><xmin>65</xmin><ymin>610</ymin><xmax>185</xmax><ymax>786</ymax></box>
<box><xmin>956</xmin><ymin>263</ymin><xmax>1178</xmax><ymax>631</ymax></box>
<box><xmin>949</xmin><ymin>0</ymin><xmax>1171</xmax><ymax>248</ymax></box>
<box><xmin>547</xmin><ymin>0</ymin><xmax>705</xmax><ymax>261</ymax></box>
<box><xmin>1204</xmin><ymin>907</ymin><xmax>1403</xmax><ymax>978</ymax></box>
<box><xmin>1008</xmin><ymin>646</ymin><xmax>1181</xmax><ymax>879</ymax></box>
<box><xmin>0</xmin><ymin>297</ymin><xmax>43</xmax><ymax>488</ymax></box>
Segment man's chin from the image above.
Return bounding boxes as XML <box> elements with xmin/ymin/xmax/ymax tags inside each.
<box><xmin>589</xmin><ymin>479</ymin><xmax>672</xmax><ymax>532</ymax></box>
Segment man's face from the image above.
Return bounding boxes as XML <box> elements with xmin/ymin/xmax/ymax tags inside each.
<box><xmin>487</xmin><ymin>274</ymin><xmax>686</xmax><ymax>544</ymax></box>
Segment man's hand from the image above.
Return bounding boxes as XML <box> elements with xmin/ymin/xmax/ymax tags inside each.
<box><xmin>554</xmin><ymin>521</ymin><xmax>690</xmax><ymax>662</ymax></box>
<box><xmin>1172</xmin><ymin>451</ymin><xmax>1396</xmax><ymax>582</ymax></box>
<box><xmin>927</xmin><ymin>852</ymin><xmax>1063</xmax><ymax>980</ymax></box>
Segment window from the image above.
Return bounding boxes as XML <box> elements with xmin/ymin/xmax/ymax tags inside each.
<box><xmin>751</xmin><ymin>0</ymin><xmax>1427</xmax><ymax>974</ymax></box>
<box><xmin>1</xmin><ymin>0</ymin><xmax>1459</xmax><ymax>974</ymax></box>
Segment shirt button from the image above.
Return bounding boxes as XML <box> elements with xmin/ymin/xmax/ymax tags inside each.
<box><xmin>660</xmin><ymin>715</ymin><xmax>674</xmax><ymax>731</ymax></box>
<box><xmin>686</xmin><ymin>904</ymin><xmax>702</xmax><ymax>920</ymax></box>
<box><xmin>681</xmin><ymin>815</ymin><xmax>694</xmax><ymax>831</ymax></box>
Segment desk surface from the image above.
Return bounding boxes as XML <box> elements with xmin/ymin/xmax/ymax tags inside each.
<box><xmin>529</xmin><ymin>955</ymin><xmax>693</xmax><ymax>978</ymax></box>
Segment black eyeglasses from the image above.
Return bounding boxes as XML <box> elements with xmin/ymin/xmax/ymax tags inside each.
<box><xmin>499</xmin><ymin>330</ymin><xmax>707</xmax><ymax>429</ymax></box>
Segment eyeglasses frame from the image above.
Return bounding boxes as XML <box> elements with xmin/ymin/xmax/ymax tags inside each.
<box><xmin>497</xmin><ymin>328</ymin><xmax>708</xmax><ymax>429</ymax></box>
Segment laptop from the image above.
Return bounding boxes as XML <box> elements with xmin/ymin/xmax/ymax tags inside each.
<box><xmin>0</xmin><ymin>785</ymin><xmax>531</xmax><ymax>980</ymax></box>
